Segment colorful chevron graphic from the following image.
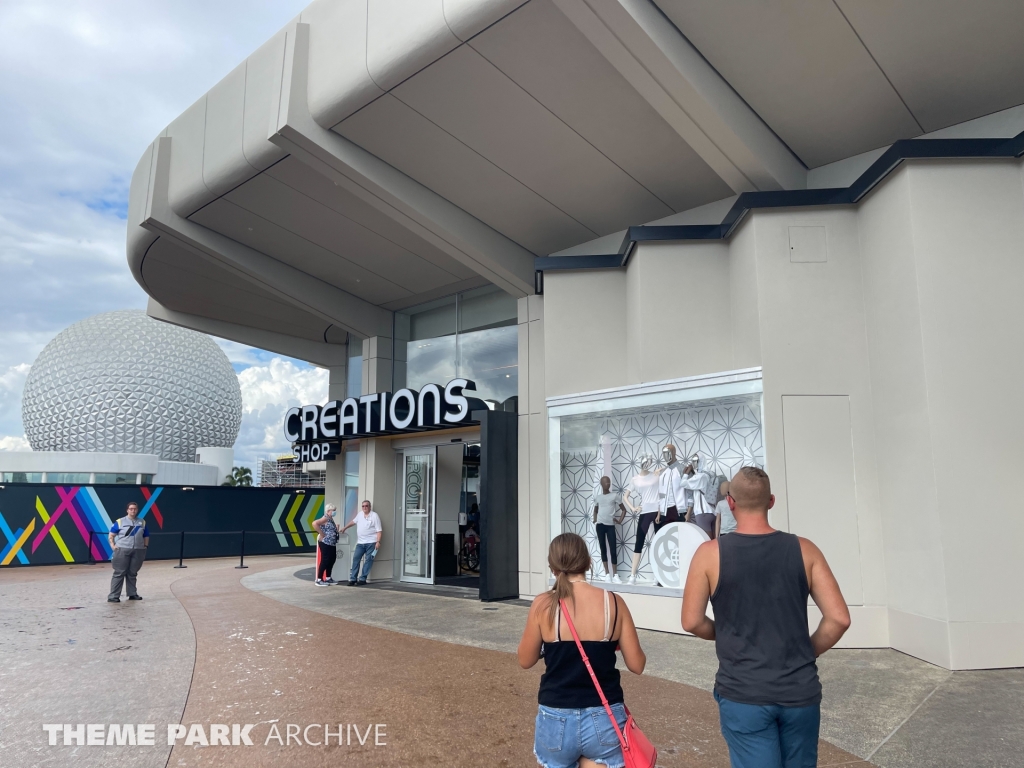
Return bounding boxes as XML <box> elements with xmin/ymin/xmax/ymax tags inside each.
<box><xmin>270</xmin><ymin>492</ymin><xmax>324</xmax><ymax>548</ymax></box>
<box><xmin>0</xmin><ymin>511</ymin><xmax>34</xmax><ymax>566</ymax></box>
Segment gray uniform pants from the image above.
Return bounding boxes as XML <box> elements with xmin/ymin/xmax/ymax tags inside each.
<box><xmin>109</xmin><ymin>548</ymin><xmax>146</xmax><ymax>599</ymax></box>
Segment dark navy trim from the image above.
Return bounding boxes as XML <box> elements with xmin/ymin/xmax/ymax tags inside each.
<box><xmin>536</xmin><ymin>131</ymin><xmax>1024</xmax><ymax>272</ymax></box>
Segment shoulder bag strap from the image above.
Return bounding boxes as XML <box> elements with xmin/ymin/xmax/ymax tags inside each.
<box><xmin>559</xmin><ymin>599</ymin><xmax>630</xmax><ymax>753</ymax></box>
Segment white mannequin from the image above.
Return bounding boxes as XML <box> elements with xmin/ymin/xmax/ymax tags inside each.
<box><xmin>623</xmin><ymin>455</ymin><xmax>661</xmax><ymax>584</ymax></box>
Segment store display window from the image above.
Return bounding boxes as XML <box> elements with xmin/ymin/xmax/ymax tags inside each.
<box><xmin>548</xmin><ymin>371</ymin><xmax>764</xmax><ymax>586</ymax></box>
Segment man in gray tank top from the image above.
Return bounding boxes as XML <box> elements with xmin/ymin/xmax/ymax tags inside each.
<box><xmin>681</xmin><ymin>467</ymin><xmax>851</xmax><ymax>768</ymax></box>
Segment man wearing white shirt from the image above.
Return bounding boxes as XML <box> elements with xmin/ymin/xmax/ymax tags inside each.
<box><xmin>341</xmin><ymin>500</ymin><xmax>383</xmax><ymax>586</ymax></box>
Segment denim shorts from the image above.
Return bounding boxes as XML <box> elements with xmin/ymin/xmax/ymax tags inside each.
<box><xmin>534</xmin><ymin>703</ymin><xmax>626</xmax><ymax>768</ymax></box>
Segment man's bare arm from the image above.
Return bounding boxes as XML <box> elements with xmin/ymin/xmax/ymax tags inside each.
<box><xmin>801</xmin><ymin>538</ymin><xmax>851</xmax><ymax>657</ymax></box>
<box><xmin>682</xmin><ymin>542</ymin><xmax>716</xmax><ymax>640</ymax></box>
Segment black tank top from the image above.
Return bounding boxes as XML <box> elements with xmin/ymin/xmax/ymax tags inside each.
<box><xmin>710</xmin><ymin>531</ymin><xmax>821</xmax><ymax>707</ymax></box>
<box><xmin>538</xmin><ymin>593</ymin><xmax>623</xmax><ymax>708</ymax></box>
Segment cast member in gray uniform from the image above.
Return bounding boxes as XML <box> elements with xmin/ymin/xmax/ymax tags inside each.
<box><xmin>107</xmin><ymin>502</ymin><xmax>149</xmax><ymax>602</ymax></box>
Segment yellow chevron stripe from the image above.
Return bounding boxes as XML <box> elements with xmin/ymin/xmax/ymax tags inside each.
<box><xmin>2</xmin><ymin>518</ymin><xmax>35</xmax><ymax>566</ymax></box>
<box><xmin>36</xmin><ymin>498</ymin><xmax>73</xmax><ymax>562</ymax></box>
<box><xmin>285</xmin><ymin>495</ymin><xmax>304</xmax><ymax>547</ymax></box>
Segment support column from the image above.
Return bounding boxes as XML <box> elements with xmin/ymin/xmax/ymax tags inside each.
<box><xmin>325</xmin><ymin>357</ymin><xmax>348</xmax><ymax>570</ymax></box>
<box><xmin>358</xmin><ymin>336</ymin><xmax>396</xmax><ymax>582</ymax></box>
<box><xmin>517</xmin><ymin>295</ymin><xmax>548</xmax><ymax>598</ymax></box>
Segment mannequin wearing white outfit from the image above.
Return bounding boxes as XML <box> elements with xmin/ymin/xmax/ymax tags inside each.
<box><xmin>623</xmin><ymin>455</ymin><xmax>661</xmax><ymax>584</ymax></box>
<box><xmin>657</xmin><ymin>444</ymin><xmax>688</xmax><ymax>530</ymax></box>
<box><xmin>681</xmin><ymin>453</ymin><xmax>716</xmax><ymax>537</ymax></box>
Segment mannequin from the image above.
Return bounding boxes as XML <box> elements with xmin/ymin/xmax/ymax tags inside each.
<box><xmin>623</xmin><ymin>455</ymin><xmax>661</xmax><ymax>584</ymax></box>
<box><xmin>657</xmin><ymin>443</ymin><xmax>687</xmax><ymax>532</ymax></box>
<box><xmin>681</xmin><ymin>453</ymin><xmax>716</xmax><ymax>537</ymax></box>
<box><xmin>591</xmin><ymin>475</ymin><xmax>625</xmax><ymax>583</ymax></box>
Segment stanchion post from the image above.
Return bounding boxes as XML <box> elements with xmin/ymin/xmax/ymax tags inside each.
<box><xmin>88</xmin><ymin>531</ymin><xmax>95</xmax><ymax>565</ymax></box>
<box><xmin>173</xmin><ymin>530</ymin><xmax>187</xmax><ymax>568</ymax></box>
<box><xmin>235</xmin><ymin>529</ymin><xmax>248</xmax><ymax>569</ymax></box>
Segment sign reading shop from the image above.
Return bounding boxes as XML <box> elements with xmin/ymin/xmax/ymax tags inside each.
<box><xmin>283</xmin><ymin>378</ymin><xmax>485</xmax><ymax>462</ymax></box>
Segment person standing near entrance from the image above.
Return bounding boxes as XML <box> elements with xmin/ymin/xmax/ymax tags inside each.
<box><xmin>341</xmin><ymin>500</ymin><xmax>382</xmax><ymax>586</ymax></box>
<box><xmin>107</xmin><ymin>502</ymin><xmax>149</xmax><ymax>603</ymax></box>
<box><xmin>312</xmin><ymin>503</ymin><xmax>340</xmax><ymax>586</ymax></box>
<box><xmin>682</xmin><ymin>467</ymin><xmax>850</xmax><ymax>768</ymax></box>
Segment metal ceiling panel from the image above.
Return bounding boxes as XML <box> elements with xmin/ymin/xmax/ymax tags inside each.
<box><xmin>264</xmin><ymin>157</ymin><xmax>477</xmax><ymax>280</ymax></box>
<box><xmin>222</xmin><ymin>172</ymin><xmax>465</xmax><ymax>294</ymax></box>
<box><xmin>190</xmin><ymin>198</ymin><xmax>411</xmax><ymax>306</ymax></box>
<box><xmin>141</xmin><ymin>239</ymin><xmax>332</xmax><ymax>342</ymax></box>
<box><xmin>390</xmin><ymin>44</ymin><xmax>674</xmax><ymax>233</ymax></box>
<box><xmin>656</xmin><ymin>0</ymin><xmax>921</xmax><ymax>167</ymax></box>
<box><xmin>837</xmin><ymin>0</ymin><xmax>1024</xmax><ymax>132</ymax></box>
<box><xmin>336</xmin><ymin>93</ymin><xmax>598</xmax><ymax>253</ymax></box>
<box><xmin>470</xmin><ymin>0</ymin><xmax>732</xmax><ymax>212</ymax></box>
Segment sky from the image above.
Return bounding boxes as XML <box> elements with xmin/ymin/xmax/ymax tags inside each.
<box><xmin>0</xmin><ymin>0</ymin><xmax>324</xmax><ymax>472</ymax></box>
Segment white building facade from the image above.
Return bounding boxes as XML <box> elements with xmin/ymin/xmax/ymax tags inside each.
<box><xmin>125</xmin><ymin>0</ymin><xmax>1024</xmax><ymax>670</ymax></box>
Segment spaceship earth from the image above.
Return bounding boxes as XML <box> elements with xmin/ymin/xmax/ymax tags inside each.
<box><xmin>21</xmin><ymin>310</ymin><xmax>242</xmax><ymax>462</ymax></box>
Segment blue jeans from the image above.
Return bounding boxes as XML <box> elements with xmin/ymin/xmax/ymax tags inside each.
<box><xmin>350</xmin><ymin>543</ymin><xmax>376</xmax><ymax>582</ymax></box>
<box><xmin>714</xmin><ymin>691</ymin><xmax>819</xmax><ymax>768</ymax></box>
<box><xmin>534</xmin><ymin>703</ymin><xmax>626</xmax><ymax>768</ymax></box>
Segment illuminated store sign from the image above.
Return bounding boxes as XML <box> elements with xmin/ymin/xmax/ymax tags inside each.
<box><xmin>284</xmin><ymin>379</ymin><xmax>484</xmax><ymax>462</ymax></box>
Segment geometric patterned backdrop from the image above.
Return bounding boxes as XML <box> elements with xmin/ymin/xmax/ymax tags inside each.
<box><xmin>560</xmin><ymin>396</ymin><xmax>764</xmax><ymax>580</ymax></box>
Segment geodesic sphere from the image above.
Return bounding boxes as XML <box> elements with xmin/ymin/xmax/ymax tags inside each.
<box><xmin>21</xmin><ymin>310</ymin><xmax>242</xmax><ymax>462</ymax></box>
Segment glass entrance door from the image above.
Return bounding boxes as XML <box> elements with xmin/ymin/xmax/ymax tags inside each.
<box><xmin>400</xmin><ymin>449</ymin><xmax>435</xmax><ymax>583</ymax></box>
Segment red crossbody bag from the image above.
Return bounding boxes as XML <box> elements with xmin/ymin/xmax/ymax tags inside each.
<box><xmin>558</xmin><ymin>599</ymin><xmax>658</xmax><ymax>768</ymax></box>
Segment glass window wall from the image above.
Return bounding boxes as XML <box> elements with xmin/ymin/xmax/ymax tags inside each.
<box><xmin>2</xmin><ymin>472</ymin><xmax>43</xmax><ymax>483</ymax></box>
<box><xmin>48</xmin><ymin>473</ymin><xmax>91</xmax><ymax>484</ymax></box>
<box><xmin>394</xmin><ymin>286</ymin><xmax>517</xmax><ymax>406</ymax></box>
<box><xmin>94</xmin><ymin>473</ymin><xmax>136</xmax><ymax>484</ymax></box>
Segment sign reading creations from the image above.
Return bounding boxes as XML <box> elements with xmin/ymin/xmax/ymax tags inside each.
<box><xmin>284</xmin><ymin>378</ymin><xmax>485</xmax><ymax>463</ymax></box>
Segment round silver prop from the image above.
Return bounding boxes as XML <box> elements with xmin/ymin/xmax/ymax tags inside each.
<box><xmin>21</xmin><ymin>309</ymin><xmax>242</xmax><ymax>462</ymax></box>
<box><xmin>648</xmin><ymin>522</ymin><xmax>711</xmax><ymax>588</ymax></box>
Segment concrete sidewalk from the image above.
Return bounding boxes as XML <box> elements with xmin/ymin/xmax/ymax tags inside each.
<box><xmin>246</xmin><ymin>562</ymin><xmax>1024</xmax><ymax>768</ymax></box>
<box><xmin>2</xmin><ymin>556</ymin><xmax>1020</xmax><ymax>767</ymax></box>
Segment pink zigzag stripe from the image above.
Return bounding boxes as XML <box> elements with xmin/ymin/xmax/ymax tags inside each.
<box><xmin>31</xmin><ymin>487</ymin><xmax>78</xmax><ymax>553</ymax></box>
<box><xmin>57</xmin><ymin>487</ymin><xmax>96</xmax><ymax>557</ymax></box>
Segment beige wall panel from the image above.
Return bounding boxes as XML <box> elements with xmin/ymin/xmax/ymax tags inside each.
<box><xmin>907</xmin><ymin>161</ymin><xmax>1024</xmax><ymax>626</ymax></box>
<box><xmin>888</xmin><ymin>608</ymin><xmax>951</xmax><ymax>670</ymax></box>
<box><xmin>948</xmin><ymin>620</ymin><xmax>1024</xmax><ymax>671</ymax></box>
<box><xmin>750</xmin><ymin>209</ymin><xmax>886</xmax><ymax>604</ymax></box>
<box><xmin>624</xmin><ymin>247</ymin><xmax>643</xmax><ymax>385</ymax></box>
<box><xmin>543</xmin><ymin>270</ymin><xmax>627</xmax><ymax>396</ymax></box>
<box><xmin>727</xmin><ymin>220</ymin><xmax>761</xmax><ymax>368</ymax></box>
<box><xmin>782</xmin><ymin>395</ymin><xmax>864</xmax><ymax>605</ymax></box>
<box><xmin>366</xmin><ymin>0</ymin><xmax>461</xmax><ymax>92</ymax></box>
<box><xmin>631</xmin><ymin>242</ymin><xmax>732</xmax><ymax>383</ymax></box>
<box><xmin>242</xmin><ymin>30</ymin><xmax>290</xmax><ymax>172</ymax></box>
<box><xmin>443</xmin><ymin>0</ymin><xmax>529</xmax><ymax>42</ymax></box>
<box><xmin>360</xmin><ymin>437</ymin><xmax>397</xmax><ymax>582</ymax></box>
<box><xmin>518</xmin><ymin>414</ymin><xmax>531</xmax><ymax>586</ymax></box>
<box><xmin>166</xmin><ymin>97</ymin><xmax>214</xmax><ymax>217</ymax></box>
<box><xmin>528</xmin><ymin>317</ymin><xmax>545</xmax><ymax>414</ymax></box>
<box><xmin>127</xmin><ymin>143</ymin><xmax>158</xmax><ymax>270</ymax></box>
<box><xmin>302</xmin><ymin>0</ymin><xmax>384</xmax><ymax>128</ymax></box>
<box><xmin>203</xmin><ymin>63</ymin><xmax>259</xmax><ymax>198</ymax></box>
<box><xmin>857</xmin><ymin>168</ymin><xmax>949</xmax><ymax>622</ymax></box>
<box><xmin>529</xmin><ymin>411</ymin><xmax>549</xmax><ymax>580</ymax></box>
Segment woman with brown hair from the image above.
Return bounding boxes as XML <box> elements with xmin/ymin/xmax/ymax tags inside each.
<box><xmin>518</xmin><ymin>533</ymin><xmax>647</xmax><ymax>768</ymax></box>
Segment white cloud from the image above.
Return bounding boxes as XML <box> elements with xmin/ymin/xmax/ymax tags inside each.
<box><xmin>0</xmin><ymin>0</ymin><xmax>309</xmax><ymax>447</ymax></box>
<box><xmin>233</xmin><ymin>359</ymin><xmax>328</xmax><ymax>471</ymax></box>
<box><xmin>0</xmin><ymin>435</ymin><xmax>31</xmax><ymax>452</ymax></box>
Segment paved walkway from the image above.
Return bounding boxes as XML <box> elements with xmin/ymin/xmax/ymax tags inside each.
<box><xmin>2</xmin><ymin>556</ymin><xmax>1021</xmax><ymax>767</ymax></box>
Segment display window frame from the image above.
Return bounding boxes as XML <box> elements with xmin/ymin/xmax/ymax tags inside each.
<box><xmin>546</xmin><ymin>367</ymin><xmax>765</xmax><ymax>590</ymax></box>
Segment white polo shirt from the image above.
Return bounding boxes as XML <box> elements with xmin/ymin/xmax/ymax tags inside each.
<box><xmin>354</xmin><ymin>510</ymin><xmax>383</xmax><ymax>544</ymax></box>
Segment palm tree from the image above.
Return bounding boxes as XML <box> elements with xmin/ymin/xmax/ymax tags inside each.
<box><xmin>222</xmin><ymin>466</ymin><xmax>253</xmax><ymax>487</ymax></box>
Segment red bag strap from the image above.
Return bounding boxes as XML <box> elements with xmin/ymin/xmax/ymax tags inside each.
<box><xmin>558</xmin><ymin>598</ymin><xmax>631</xmax><ymax>754</ymax></box>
